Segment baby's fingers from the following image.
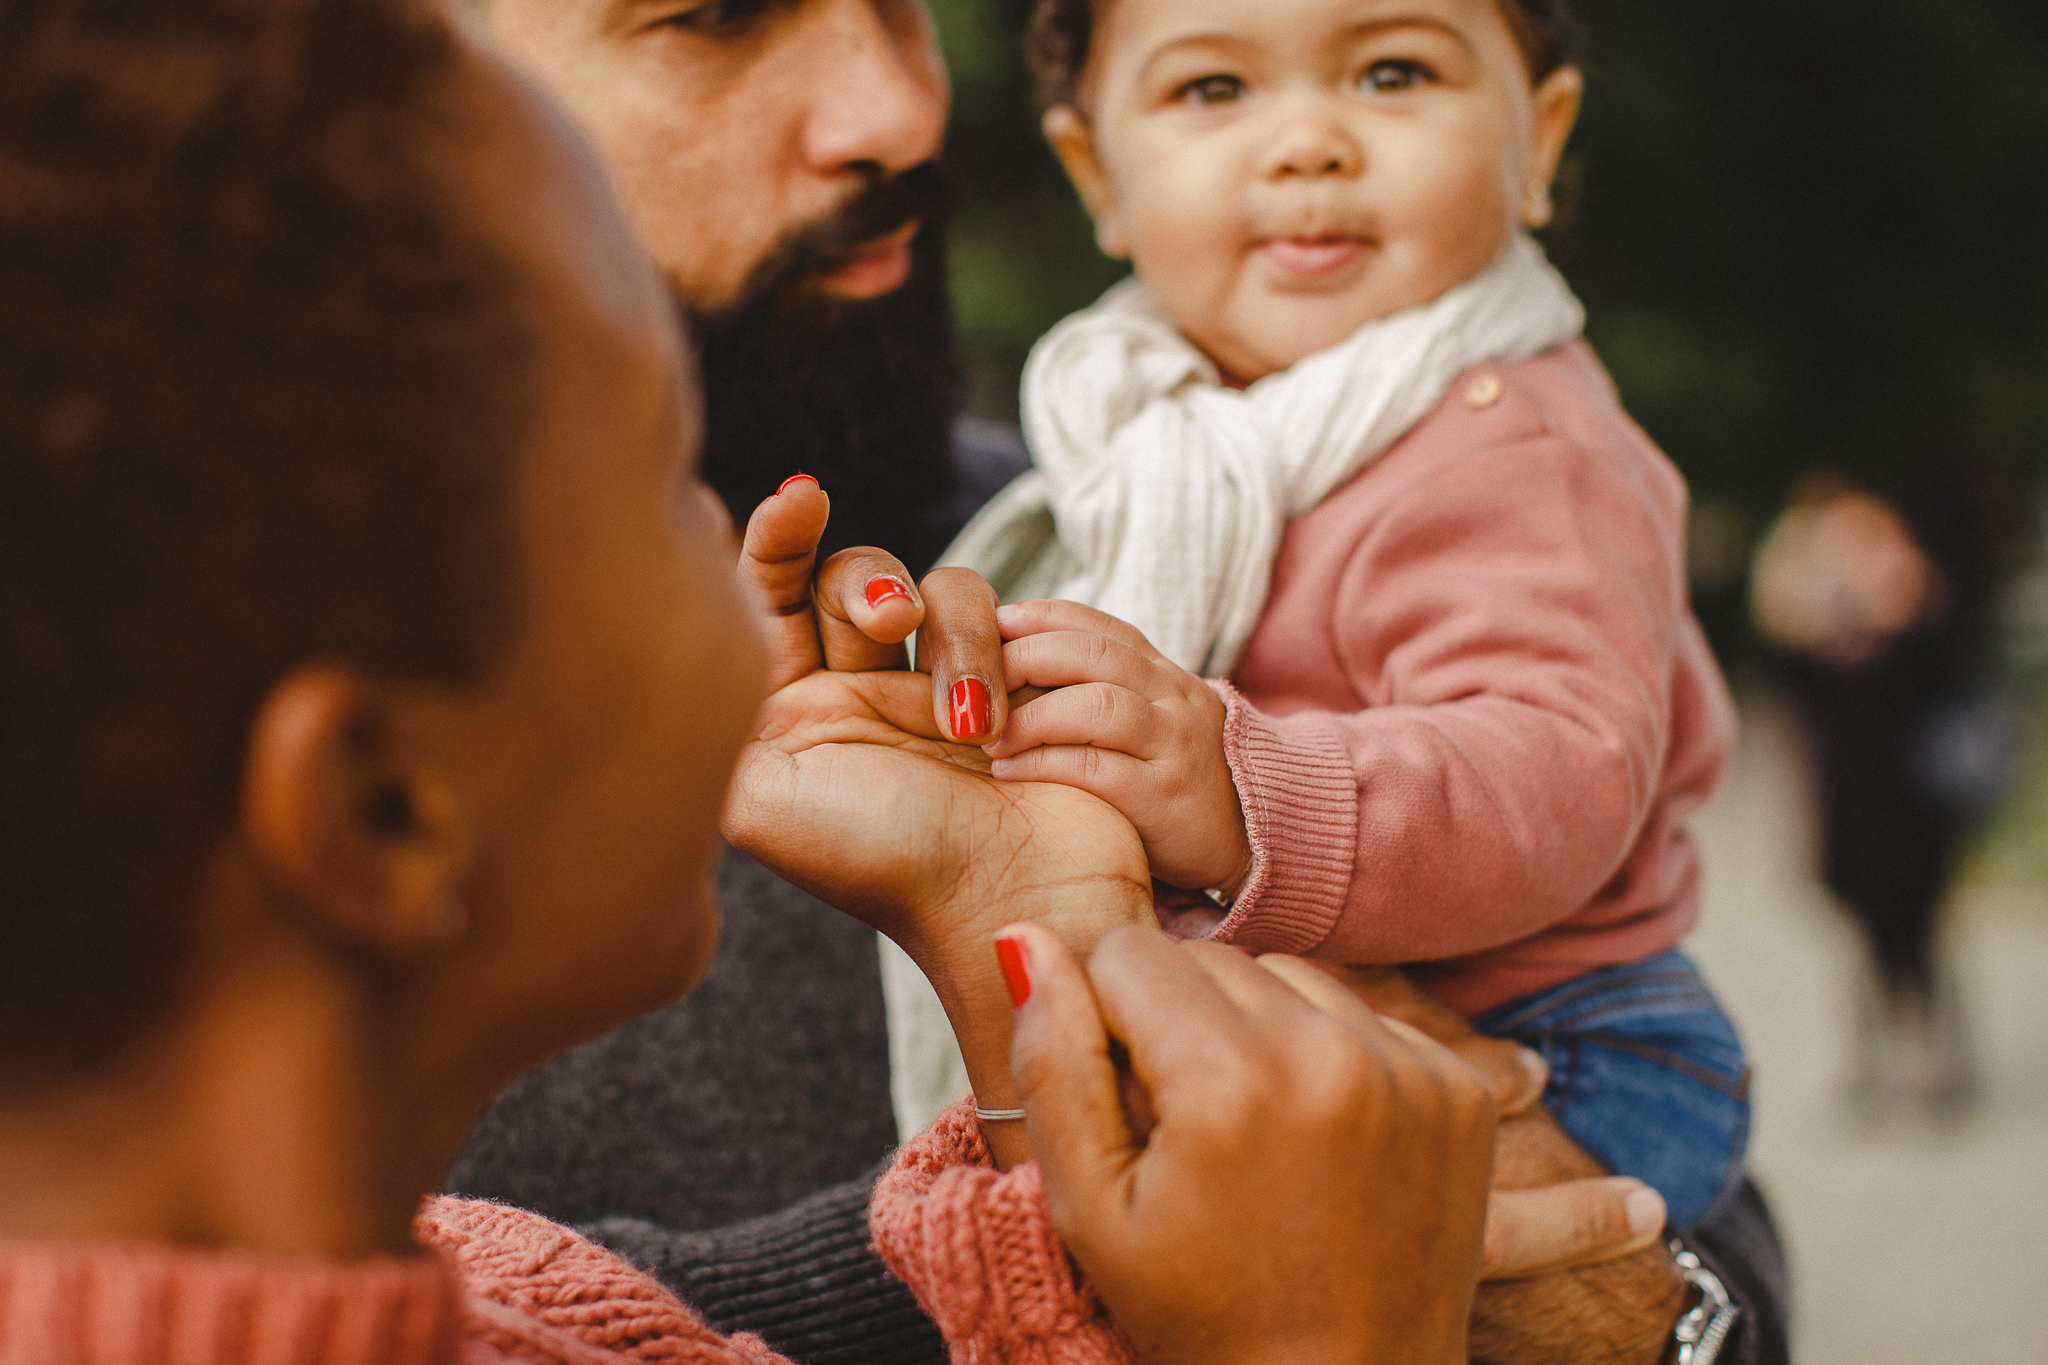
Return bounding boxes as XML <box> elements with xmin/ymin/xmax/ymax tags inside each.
<box><xmin>984</xmin><ymin>683</ymin><xmax>1162</xmax><ymax>761</ymax></box>
<box><xmin>1000</xmin><ymin>629</ymin><xmax>1164</xmax><ymax>700</ymax></box>
<box><xmin>997</xmin><ymin>600</ymin><xmax>1166</xmax><ymax>658</ymax></box>
<box><xmin>989</xmin><ymin>743</ymin><xmax>1153</xmax><ymax>812</ymax></box>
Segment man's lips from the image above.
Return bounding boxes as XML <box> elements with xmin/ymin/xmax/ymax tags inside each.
<box><xmin>813</xmin><ymin>220</ymin><xmax>921</xmax><ymax>299</ymax></box>
<box><xmin>1257</xmin><ymin>236</ymin><xmax>1368</xmax><ymax>278</ymax></box>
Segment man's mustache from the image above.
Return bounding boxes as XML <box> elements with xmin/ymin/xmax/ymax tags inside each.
<box><xmin>707</xmin><ymin>161</ymin><xmax>953</xmax><ymax>317</ymax></box>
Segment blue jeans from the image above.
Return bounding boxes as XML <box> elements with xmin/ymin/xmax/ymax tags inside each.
<box><xmin>1471</xmin><ymin>950</ymin><xmax>1750</xmax><ymax>1231</ymax></box>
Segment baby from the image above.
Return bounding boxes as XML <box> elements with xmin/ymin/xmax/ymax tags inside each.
<box><xmin>948</xmin><ymin>0</ymin><xmax>1749</xmax><ymax>1228</ymax></box>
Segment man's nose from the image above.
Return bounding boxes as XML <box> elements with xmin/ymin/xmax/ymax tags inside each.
<box><xmin>798</xmin><ymin>0</ymin><xmax>949</xmax><ymax>180</ymax></box>
<box><xmin>1263</xmin><ymin>100</ymin><xmax>1363</xmax><ymax>180</ymax></box>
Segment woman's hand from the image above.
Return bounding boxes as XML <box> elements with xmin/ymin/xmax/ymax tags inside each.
<box><xmin>1006</xmin><ymin>924</ymin><xmax>1493</xmax><ymax>1365</ymax></box>
<box><xmin>723</xmin><ymin>665</ymin><xmax>1154</xmax><ymax>1167</ymax></box>
<box><xmin>983</xmin><ymin>599</ymin><xmax>1253</xmax><ymax>896</ymax></box>
<box><xmin>738</xmin><ymin>476</ymin><xmax>1010</xmax><ymax>741</ymax></box>
<box><xmin>722</xmin><ymin>484</ymin><xmax>1158</xmax><ymax>1165</ymax></box>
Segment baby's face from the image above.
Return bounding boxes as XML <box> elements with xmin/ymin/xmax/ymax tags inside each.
<box><xmin>1052</xmin><ymin>0</ymin><xmax>1573</xmax><ymax>383</ymax></box>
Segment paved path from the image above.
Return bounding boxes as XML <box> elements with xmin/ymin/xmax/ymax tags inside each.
<box><xmin>1686</xmin><ymin>701</ymin><xmax>2048</xmax><ymax>1363</ymax></box>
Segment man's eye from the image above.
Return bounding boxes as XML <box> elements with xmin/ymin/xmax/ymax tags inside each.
<box><xmin>1359</xmin><ymin>59</ymin><xmax>1429</xmax><ymax>93</ymax></box>
<box><xmin>1178</xmin><ymin>74</ymin><xmax>1246</xmax><ymax>107</ymax></box>
<box><xmin>659</xmin><ymin>0</ymin><xmax>765</xmax><ymax>36</ymax></box>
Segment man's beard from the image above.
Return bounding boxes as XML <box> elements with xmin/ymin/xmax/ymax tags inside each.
<box><xmin>690</xmin><ymin>162</ymin><xmax>966</xmax><ymax>574</ymax></box>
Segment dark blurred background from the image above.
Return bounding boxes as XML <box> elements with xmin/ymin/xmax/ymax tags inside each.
<box><xmin>928</xmin><ymin>0</ymin><xmax>2048</xmax><ymax>662</ymax></box>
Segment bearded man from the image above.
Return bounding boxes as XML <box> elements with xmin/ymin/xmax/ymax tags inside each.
<box><xmin>444</xmin><ymin>5</ymin><xmax>1790</xmax><ymax>1365</ymax></box>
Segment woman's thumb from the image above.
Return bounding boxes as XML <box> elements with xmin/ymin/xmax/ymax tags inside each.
<box><xmin>1000</xmin><ymin>924</ymin><xmax>1138</xmax><ymax>1237</ymax></box>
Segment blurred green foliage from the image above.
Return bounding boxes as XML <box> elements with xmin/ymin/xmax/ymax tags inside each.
<box><xmin>930</xmin><ymin>0</ymin><xmax>2048</xmax><ymax>571</ymax></box>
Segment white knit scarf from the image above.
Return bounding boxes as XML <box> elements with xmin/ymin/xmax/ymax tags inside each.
<box><xmin>938</xmin><ymin>233</ymin><xmax>1586</xmax><ymax>677</ymax></box>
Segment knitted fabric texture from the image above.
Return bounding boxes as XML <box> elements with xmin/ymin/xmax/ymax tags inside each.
<box><xmin>0</xmin><ymin>1236</ymin><xmax>456</xmax><ymax>1365</ymax></box>
<box><xmin>870</xmin><ymin>1102</ymin><xmax>1136</xmax><ymax>1365</ymax></box>
<box><xmin>581</xmin><ymin>1161</ymin><xmax>946</xmax><ymax>1365</ymax></box>
<box><xmin>416</xmin><ymin>1200</ymin><xmax>783</xmax><ymax>1365</ymax></box>
<box><xmin>0</xmin><ymin>1116</ymin><xmax>1129</xmax><ymax>1365</ymax></box>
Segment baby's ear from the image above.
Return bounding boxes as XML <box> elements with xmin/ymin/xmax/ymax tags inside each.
<box><xmin>1528</xmin><ymin>66</ymin><xmax>1584</xmax><ymax>191</ymax></box>
<box><xmin>1042</xmin><ymin>105</ymin><xmax>1129</xmax><ymax>260</ymax></box>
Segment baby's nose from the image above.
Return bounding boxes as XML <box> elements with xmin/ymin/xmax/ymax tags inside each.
<box><xmin>1265</xmin><ymin>111</ymin><xmax>1364</xmax><ymax>179</ymax></box>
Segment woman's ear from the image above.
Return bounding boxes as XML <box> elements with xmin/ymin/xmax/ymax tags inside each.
<box><xmin>240</xmin><ymin>666</ymin><xmax>475</xmax><ymax>959</ymax></box>
<box><xmin>1042</xmin><ymin>104</ymin><xmax>1130</xmax><ymax>260</ymax></box>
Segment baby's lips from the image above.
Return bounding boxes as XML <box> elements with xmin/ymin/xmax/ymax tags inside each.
<box><xmin>1257</xmin><ymin>236</ymin><xmax>1366</xmax><ymax>278</ymax></box>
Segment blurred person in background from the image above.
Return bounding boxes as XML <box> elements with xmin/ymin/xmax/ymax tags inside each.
<box><xmin>1751</xmin><ymin>471</ymin><xmax>2015</xmax><ymax>1116</ymax></box>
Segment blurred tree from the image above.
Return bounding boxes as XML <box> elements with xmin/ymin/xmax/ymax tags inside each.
<box><xmin>929</xmin><ymin>0</ymin><xmax>2048</xmax><ymax>648</ymax></box>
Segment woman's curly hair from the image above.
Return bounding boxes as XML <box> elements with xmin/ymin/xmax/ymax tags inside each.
<box><xmin>0</xmin><ymin>0</ymin><xmax>536</xmax><ymax>1089</ymax></box>
<box><xmin>1027</xmin><ymin>0</ymin><xmax>1580</xmax><ymax>110</ymax></box>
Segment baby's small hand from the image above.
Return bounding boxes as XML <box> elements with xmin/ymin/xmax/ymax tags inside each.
<box><xmin>984</xmin><ymin>600</ymin><xmax>1253</xmax><ymax>897</ymax></box>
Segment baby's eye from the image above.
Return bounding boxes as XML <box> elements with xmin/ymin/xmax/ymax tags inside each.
<box><xmin>1359</xmin><ymin>59</ymin><xmax>1430</xmax><ymax>93</ymax></box>
<box><xmin>1178</xmin><ymin>74</ymin><xmax>1246</xmax><ymax>107</ymax></box>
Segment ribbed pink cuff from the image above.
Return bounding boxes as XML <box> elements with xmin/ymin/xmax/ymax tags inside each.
<box><xmin>870</xmin><ymin>1101</ymin><xmax>1136</xmax><ymax>1365</ymax></box>
<box><xmin>1206</xmin><ymin>681</ymin><xmax>1358</xmax><ymax>955</ymax></box>
<box><xmin>0</xmin><ymin>1236</ymin><xmax>456</xmax><ymax>1365</ymax></box>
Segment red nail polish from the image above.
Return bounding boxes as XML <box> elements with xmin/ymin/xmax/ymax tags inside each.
<box><xmin>949</xmin><ymin>676</ymin><xmax>992</xmax><ymax>738</ymax></box>
<box><xmin>777</xmin><ymin>473</ymin><xmax>818</xmax><ymax>496</ymax></box>
<box><xmin>994</xmin><ymin>936</ymin><xmax>1031</xmax><ymax>1007</ymax></box>
<box><xmin>865</xmin><ymin>576</ymin><xmax>912</xmax><ymax>609</ymax></box>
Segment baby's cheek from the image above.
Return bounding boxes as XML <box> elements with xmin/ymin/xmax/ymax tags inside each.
<box><xmin>1116</xmin><ymin>158</ymin><xmax>1241</xmax><ymax>283</ymax></box>
<box><xmin>1385</xmin><ymin>150</ymin><xmax>1515</xmax><ymax>289</ymax></box>
<box><xmin>1127</xmin><ymin>208</ymin><xmax>1238</xmax><ymax>311</ymax></box>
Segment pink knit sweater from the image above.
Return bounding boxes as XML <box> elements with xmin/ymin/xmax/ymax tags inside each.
<box><xmin>1202</xmin><ymin>340</ymin><xmax>1737</xmax><ymax>1017</ymax></box>
<box><xmin>0</xmin><ymin>1103</ymin><xmax>1123</xmax><ymax>1365</ymax></box>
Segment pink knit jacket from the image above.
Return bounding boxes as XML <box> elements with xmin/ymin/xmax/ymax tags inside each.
<box><xmin>0</xmin><ymin>1102</ymin><xmax>1121</xmax><ymax>1365</ymax></box>
<box><xmin>1201</xmin><ymin>340</ymin><xmax>1737</xmax><ymax>1017</ymax></box>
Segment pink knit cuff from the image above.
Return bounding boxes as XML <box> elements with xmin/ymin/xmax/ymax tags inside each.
<box><xmin>869</xmin><ymin>1101</ymin><xmax>1137</xmax><ymax>1365</ymax></box>
<box><xmin>0</xmin><ymin>1235</ymin><xmax>457</xmax><ymax>1365</ymax></box>
<box><xmin>1205</xmin><ymin>681</ymin><xmax>1359</xmax><ymax>955</ymax></box>
<box><xmin>419</xmin><ymin>1197</ymin><xmax>781</xmax><ymax>1364</ymax></box>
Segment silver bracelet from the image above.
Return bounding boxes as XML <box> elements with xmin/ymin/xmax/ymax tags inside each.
<box><xmin>973</xmin><ymin>1106</ymin><xmax>1026</xmax><ymax>1122</ymax></box>
<box><xmin>1668</xmin><ymin>1241</ymin><xmax>1740</xmax><ymax>1365</ymax></box>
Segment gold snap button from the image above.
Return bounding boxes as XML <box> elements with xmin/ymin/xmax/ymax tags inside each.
<box><xmin>1465</xmin><ymin>374</ymin><xmax>1503</xmax><ymax>409</ymax></box>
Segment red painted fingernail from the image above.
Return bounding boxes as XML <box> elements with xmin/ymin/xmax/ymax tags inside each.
<box><xmin>865</xmin><ymin>576</ymin><xmax>912</xmax><ymax>609</ymax></box>
<box><xmin>994</xmin><ymin>936</ymin><xmax>1032</xmax><ymax>1007</ymax></box>
<box><xmin>949</xmin><ymin>676</ymin><xmax>992</xmax><ymax>738</ymax></box>
<box><xmin>777</xmin><ymin>473</ymin><xmax>818</xmax><ymax>495</ymax></box>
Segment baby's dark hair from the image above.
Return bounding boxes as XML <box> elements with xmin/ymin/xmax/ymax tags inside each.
<box><xmin>0</xmin><ymin>0</ymin><xmax>536</xmax><ymax>1090</ymax></box>
<box><xmin>1027</xmin><ymin>0</ymin><xmax>1580</xmax><ymax>110</ymax></box>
